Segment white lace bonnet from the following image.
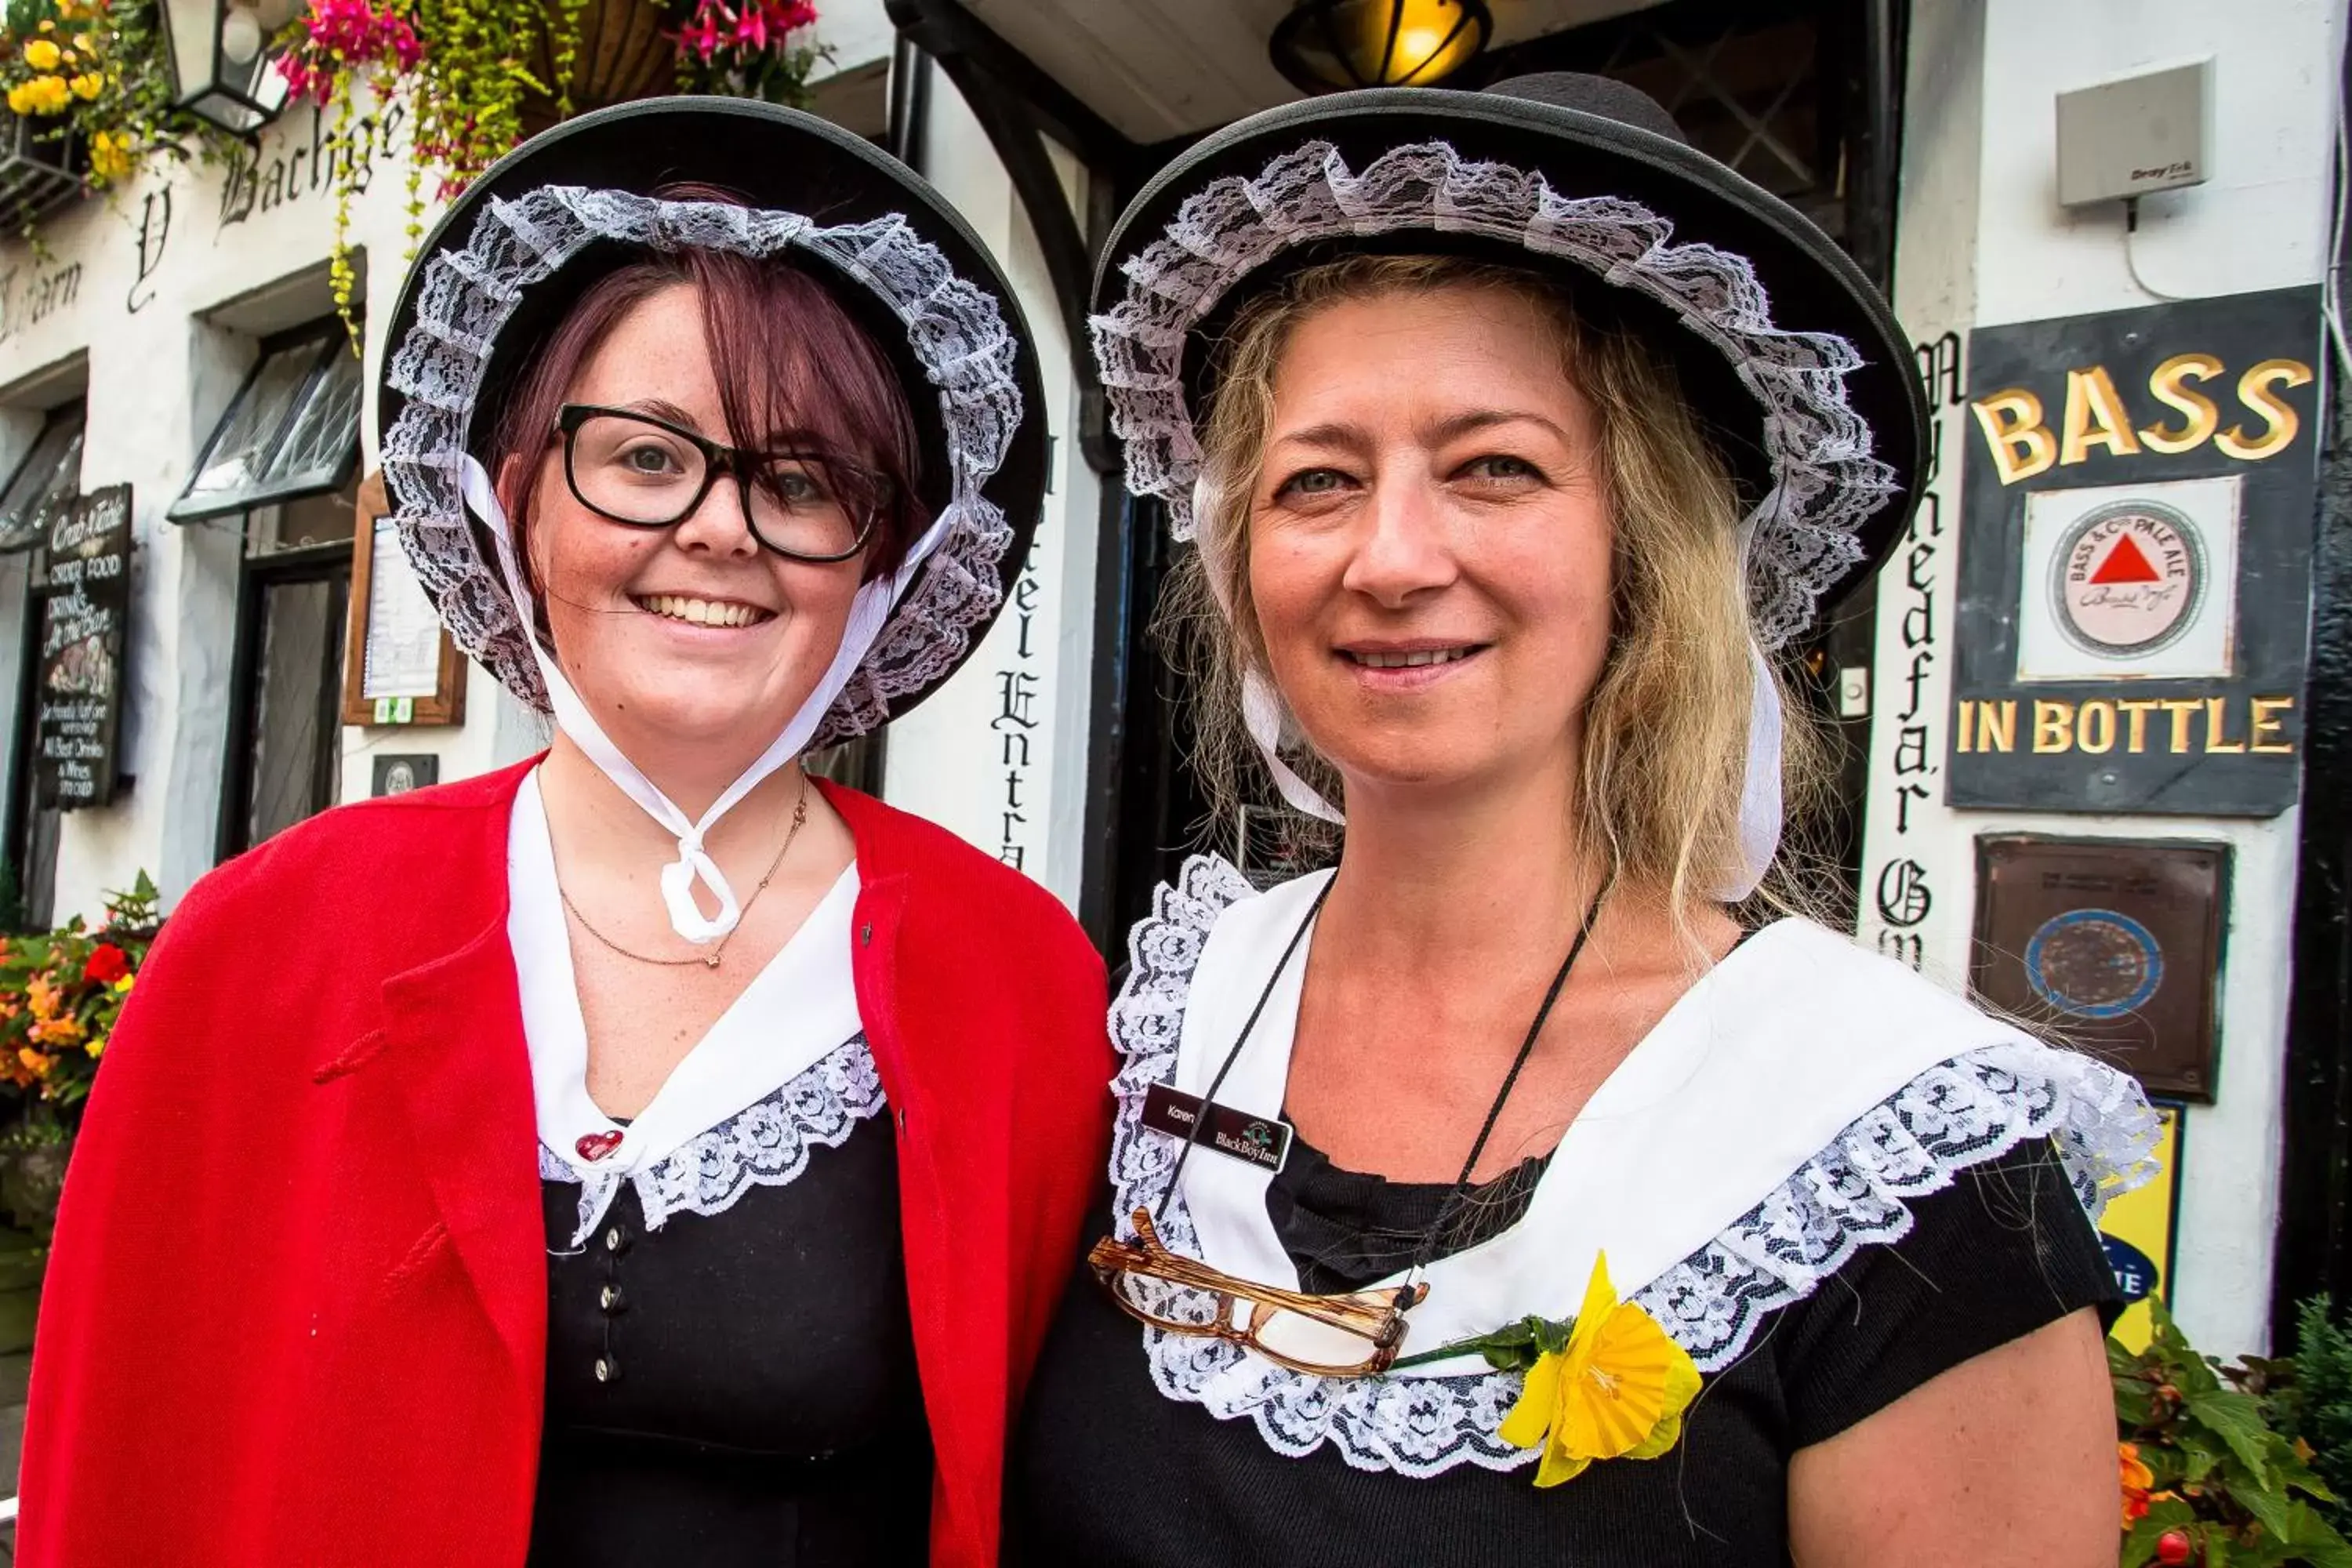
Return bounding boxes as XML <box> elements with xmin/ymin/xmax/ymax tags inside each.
<box><xmin>1089</xmin><ymin>74</ymin><xmax>1928</xmax><ymax>895</ymax></box>
<box><xmin>378</xmin><ymin>98</ymin><xmax>1047</xmax><ymax>942</ymax></box>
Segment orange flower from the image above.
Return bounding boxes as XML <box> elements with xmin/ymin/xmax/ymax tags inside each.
<box><xmin>2121</xmin><ymin>1442</ymin><xmax>2156</xmax><ymax>1527</ymax></box>
<box><xmin>31</xmin><ymin>1014</ymin><xmax>82</xmax><ymax>1047</ymax></box>
<box><xmin>17</xmin><ymin>1047</ymin><xmax>54</xmax><ymax>1079</ymax></box>
<box><xmin>26</xmin><ymin>973</ymin><xmax>60</xmax><ymax>1022</ymax></box>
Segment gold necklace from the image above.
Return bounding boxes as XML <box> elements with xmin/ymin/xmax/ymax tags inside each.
<box><xmin>557</xmin><ymin>770</ymin><xmax>811</xmax><ymax>971</ymax></box>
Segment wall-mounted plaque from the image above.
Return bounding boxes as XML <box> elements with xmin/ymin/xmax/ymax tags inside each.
<box><xmin>371</xmin><ymin>753</ymin><xmax>439</xmax><ymax>797</ymax></box>
<box><xmin>34</xmin><ymin>485</ymin><xmax>132</xmax><ymax>811</ymax></box>
<box><xmin>342</xmin><ymin>471</ymin><xmax>464</xmax><ymax>727</ymax></box>
<box><xmin>1952</xmin><ymin>286</ymin><xmax>2321</xmax><ymax>815</ymax></box>
<box><xmin>1970</xmin><ymin>835</ymin><xmax>2227</xmax><ymax>1101</ymax></box>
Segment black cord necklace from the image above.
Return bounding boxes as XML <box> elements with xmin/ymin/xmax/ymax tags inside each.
<box><xmin>1156</xmin><ymin>867</ymin><xmax>1614</xmax><ymax>1293</ymax></box>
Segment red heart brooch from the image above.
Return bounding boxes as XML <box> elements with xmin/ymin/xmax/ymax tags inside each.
<box><xmin>575</xmin><ymin>1131</ymin><xmax>624</xmax><ymax>1163</ymax></box>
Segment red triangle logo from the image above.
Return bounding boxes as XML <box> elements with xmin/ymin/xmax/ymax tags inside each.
<box><xmin>2089</xmin><ymin>533</ymin><xmax>2163</xmax><ymax>585</ymax></box>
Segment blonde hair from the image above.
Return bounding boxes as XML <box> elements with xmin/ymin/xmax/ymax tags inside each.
<box><xmin>1160</xmin><ymin>252</ymin><xmax>1837</xmax><ymax>919</ymax></box>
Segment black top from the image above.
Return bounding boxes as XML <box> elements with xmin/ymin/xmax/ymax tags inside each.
<box><xmin>1008</xmin><ymin>1134</ymin><xmax>2116</xmax><ymax>1567</ymax></box>
<box><xmin>528</xmin><ymin>1107</ymin><xmax>931</xmax><ymax>1567</ymax></box>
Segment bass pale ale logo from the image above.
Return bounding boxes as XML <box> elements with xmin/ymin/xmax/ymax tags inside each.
<box><xmin>2052</xmin><ymin>499</ymin><xmax>2205</xmax><ymax>658</ymax></box>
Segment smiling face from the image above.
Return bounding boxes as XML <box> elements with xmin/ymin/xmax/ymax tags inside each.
<box><xmin>516</xmin><ymin>282</ymin><xmax>866</xmax><ymax>768</ymax></box>
<box><xmin>1244</xmin><ymin>283</ymin><xmax>1614</xmax><ymax>807</ymax></box>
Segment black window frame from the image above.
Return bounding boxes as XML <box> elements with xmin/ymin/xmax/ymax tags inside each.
<box><xmin>0</xmin><ymin>402</ymin><xmax>85</xmax><ymax>556</ymax></box>
<box><xmin>169</xmin><ymin>320</ymin><xmax>363</xmax><ymax>525</ymax></box>
<box><xmin>216</xmin><ymin>537</ymin><xmax>351</xmax><ymax>862</ymax></box>
<box><xmin>0</xmin><ymin>398</ymin><xmax>88</xmax><ymax>929</ymax></box>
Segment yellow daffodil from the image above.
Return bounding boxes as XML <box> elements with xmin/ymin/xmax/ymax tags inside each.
<box><xmin>1497</xmin><ymin>1252</ymin><xmax>1702</xmax><ymax>1487</ymax></box>
<box><xmin>22</xmin><ymin>38</ymin><xmax>60</xmax><ymax>70</ymax></box>
<box><xmin>67</xmin><ymin>71</ymin><xmax>100</xmax><ymax>100</ymax></box>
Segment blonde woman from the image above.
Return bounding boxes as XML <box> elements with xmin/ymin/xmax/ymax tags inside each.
<box><xmin>1010</xmin><ymin>75</ymin><xmax>2154</xmax><ymax>1566</ymax></box>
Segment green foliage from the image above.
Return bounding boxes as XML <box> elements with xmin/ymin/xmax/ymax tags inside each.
<box><xmin>2115</xmin><ymin>1298</ymin><xmax>2352</xmax><ymax>1566</ymax></box>
<box><xmin>2288</xmin><ymin>1298</ymin><xmax>2352</xmax><ymax>1538</ymax></box>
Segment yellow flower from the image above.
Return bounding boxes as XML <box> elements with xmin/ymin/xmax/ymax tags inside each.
<box><xmin>89</xmin><ymin>128</ymin><xmax>129</xmax><ymax>181</ymax></box>
<box><xmin>15</xmin><ymin>74</ymin><xmax>71</xmax><ymax>114</ymax></box>
<box><xmin>5</xmin><ymin>83</ymin><xmax>30</xmax><ymax>114</ymax></box>
<box><xmin>25</xmin><ymin>974</ymin><xmax>58</xmax><ymax>1022</ymax></box>
<box><xmin>67</xmin><ymin>71</ymin><xmax>100</xmax><ymax>100</ymax></box>
<box><xmin>1497</xmin><ymin>1252</ymin><xmax>1702</xmax><ymax>1487</ymax></box>
<box><xmin>16</xmin><ymin>1047</ymin><xmax>53</xmax><ymax>1078</ymax></box>
<box><xmin>111</xmin><ymin>973</ymin><xmax>133</xmax><ymax>996</ymax></box>
<box><xmin>84</xmin><ymin>1035</ymin><xmax>103</xmax><ymax>1059</ymax></box>
<box><xmin>22</xmin><ymin>38</ymin><xmax>60</xmax><ymax>69</ymax></box>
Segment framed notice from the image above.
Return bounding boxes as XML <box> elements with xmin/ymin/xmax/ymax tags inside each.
<box><xmin>1969</xmin><ymin>834</ymin><xmax>2227</xmax><ymax>1102</ymax></box>
<box><xmin>341</xmin><ymin>472</ymin><xmax>464</xmax><ymax>727</ymax></box>
<box><xmin>34</xmin><ymin>485</ymin><xmax>132</xmax><ymax>811</ymax></box>
<box><xmin>1951</xmin><ymin>286</ymin><xmax>2321</xmax><ymax>815</ymax></box>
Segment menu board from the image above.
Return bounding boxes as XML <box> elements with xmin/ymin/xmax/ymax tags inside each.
<box><xmin>34</xmin><ymin>485</ymin><xmax>130</xmax><ymax>810</ymax></box>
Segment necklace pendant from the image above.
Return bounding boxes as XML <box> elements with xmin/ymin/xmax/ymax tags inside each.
<box><xmin>704</xmin><ymin>953</ymin><xmax>722</xmax><ymax>969</ymax></box>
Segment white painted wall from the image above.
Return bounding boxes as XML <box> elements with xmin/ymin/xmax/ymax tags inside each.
<box><xmin>877</xmin><ymin>64</ymin><xmax>1098</xmax><ymax>911</ymax></box>
<box><xmin>0</xmin><ymin>0</ymin><xmax>927</xmax><ymax>929</ymax></box>
<box><xmin>0</xmin><ymin>89</ymin><xmax>429</xmax><ymax>922</ymax></box>
<box><xmin>1860</xmin><ymin>0</ymin><xmax>2343</xmax><ymax>1357</ymax></box>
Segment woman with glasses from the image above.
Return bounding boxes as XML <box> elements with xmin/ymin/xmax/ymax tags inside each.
<box><xmin>23</xmin><ymin>103</ymin><xmax>1106</xmax><ymax>1568</ymax></box>
<box><xmin>1011</xmin><ymin>75</ymin><xmax>2157</xmax><ymax>1566</ymax></box>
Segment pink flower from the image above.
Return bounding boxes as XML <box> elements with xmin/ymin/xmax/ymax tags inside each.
<box><xmin>679</xmin><ymin>0</ymin><xmax>730</xmax><ymax>60</ymax></box>
<box><xmin>733</xmin><ymin>2</ymin><xmax>768</xmax><ymax>51</ymax></box>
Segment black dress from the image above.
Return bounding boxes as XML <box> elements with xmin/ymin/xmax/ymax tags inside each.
<box><xmin>528</xmin><ymin>1086</ymin><xmax>931</xmax><ymax>1567</ymax></box>
<box><xmin>1007</xmin><ymin>1134</ymin><xmax>2116</xmax><ymax>1567</ymax></box>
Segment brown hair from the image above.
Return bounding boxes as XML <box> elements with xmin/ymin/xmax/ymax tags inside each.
<box><xmin>487</xmin><ymin>209</ymin><xmax>927</xmax><ymax>602</ymax></box>
<box><xmin>1164</xmin><ymin>252</ymin><xmax>1836</xmax><ymax>922</ymax></box>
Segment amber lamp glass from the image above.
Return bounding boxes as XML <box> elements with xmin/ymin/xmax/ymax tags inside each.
<box><xmin>1269</xmin><ymin>0</ymin><xmax>1493</xmax><ymax>93</ymax></box>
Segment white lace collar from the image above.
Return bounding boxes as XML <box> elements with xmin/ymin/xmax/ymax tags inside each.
<box><xmin>1109</xmin><ymin>857</ymin><xmax>2160</xmax><ymax>1475</ymax></box>
<box><xmin>508</xmin><ymin>770</ymin><xmax>864</xmax><ymax>1233</ymax></box>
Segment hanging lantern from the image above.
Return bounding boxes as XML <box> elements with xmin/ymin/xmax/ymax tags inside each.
<box><xmin>1269</xmin><ymin>0</ymin><xmax>1493</xmax><ymax>93</ymax></box>
<box><xmin>158</xmin><ymin>0</ymin><xmax>292</xmax><ymax>135</ymax></box>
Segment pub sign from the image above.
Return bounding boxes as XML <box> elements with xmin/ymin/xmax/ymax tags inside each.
<box><xmin>1951</xmin><ymin>286</ymin><xmax>2321</xmax><ymax>814</ymax></box>
<box><xmin>34</xmin><ymin>485</ymin><xmax>131</xmax><ymax>810</ymax></box>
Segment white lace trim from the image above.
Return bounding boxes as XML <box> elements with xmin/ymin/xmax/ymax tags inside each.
<box><xmin>1088</xmin><ymin>140</ymin><xmax>1897</xmax><ymax>651</ymax></box>
<box><xmin>1108</xmin><ymin>857</ymin><xmax>2159</xmax><ymax>1478</ymax></box>
<box><xmin>383</xmin><ymin>188</ymin><xmax>1022</xmax><ymax>743</ymax></box>
<box><xmin>540</xmin><ymin>1035</ymin><xmax>887</xmax><ymax>1246</ymax></box>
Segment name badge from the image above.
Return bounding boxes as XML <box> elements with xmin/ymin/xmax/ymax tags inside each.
<box><xmin>1141</xmin><ymin>1082</ymin><xmax>1294</xmax><ymax>1174</ymax></box>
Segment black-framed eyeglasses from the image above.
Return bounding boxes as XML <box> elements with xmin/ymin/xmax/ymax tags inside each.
<box><xmin>554</xmin><ymin>403</ymin><xmax>887</xmax><ymax>564</ymax></box>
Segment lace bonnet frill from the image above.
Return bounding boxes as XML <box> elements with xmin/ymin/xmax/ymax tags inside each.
<box><xmin>1086</xmin><ymin>75</ymin><xmax>1929</xmax><ymax>890</ymax></box>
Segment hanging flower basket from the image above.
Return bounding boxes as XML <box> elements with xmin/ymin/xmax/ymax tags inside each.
<box><xmin>0</xmin><ymin>108</ymin><xmax>83</xmax><ymax>227</ymax></box>
<box><xmin>517</xmin><ymin>0</ymin><xmax>681</xmax><ymax>136</ymax></box>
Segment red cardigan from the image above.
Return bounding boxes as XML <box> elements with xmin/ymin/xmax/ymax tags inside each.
<box><xmin>16</xmin><ymin>760</ymin><xmax>1110</xmax><ymax>1567</ymax></box>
